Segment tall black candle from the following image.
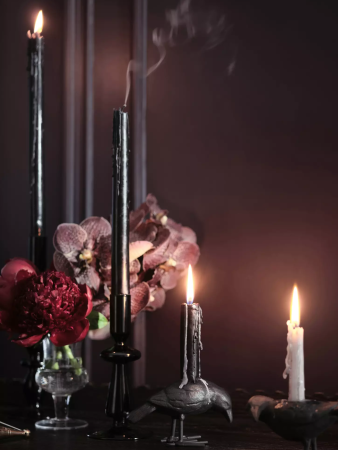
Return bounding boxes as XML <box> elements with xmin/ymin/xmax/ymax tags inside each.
<box><xmin>27</xmin><ymin>11</ymin><xmax>46</xmax><ymax>272</ymax></box>
<box><xmin>23</xmin><ymin>11</ymin><xmax>45</xmax><ymax>415</ymax></box>
<box><xmin>112</xmin><ymin>109</ymin><xmax>130</xmax><ymax>297</ymax></box>
<box><xmin>180</xmin><ymin>265</ymin><xmax>203</xmax><ymax>388</ymax></box>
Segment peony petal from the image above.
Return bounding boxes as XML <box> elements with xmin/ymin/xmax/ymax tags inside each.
<box><xmin>145</xmin><ymin>287</ymin><xmax>166</xmax><ymax>311</ymax></box>
<box><xmin>53</xmin><ymin>223</ymin><xmax>87</xmax><ymax>255</ymax></box>
<box><xmin>173</xmin><ymin>241</ymin><xmax>200</xmax><ymax>271</ymax></box>
<box><xmin>0</xmin><ymin>259</ymin><xmax>37</xmax><ymax>312</ymax></box>
<box><xmin>73</xmin><ymin>285</ymin><xmax>93</xmax><ymax>320</ymax></box>
<box><xmin>161</xmin><ymin>269</ymin><xmax>181</xmax><ymax>290</ymax></box>
<box><xmin>88</xmin><ymin>323</ymin><xmax>110</xmax><ymax>340</ymax></box>
<box><xmin>12</xmin><ymin>334</ymin><xmax>45</xmax><ymax>347</ymax></box>
<box><xmin>1</xmin><ymin>258</ymin><xmax>37</xmax><ymax>281</ymax></box>
<box><xmin>76</xmin><ymin>267</ymin><xmax>101</xmax><ymax>292</ymax></box>
<box><xmin>130</xmin><ymin>241</ymin><xmax>153</xmax><ymax>262</ymax></box>
<box><xmin>84</xmin><ymin>285</ymin><xmax>93</xmax><ymax>316</ymax></box>
<box><xmin>50</xmin><ymin>319</ymin><xmax>89</xmax><ymax>346</ymax></box>
<box><xmin>80</xmin><ymin>217</ymin><xmax>111</xmax><ymax>250</ymax></box>
<box><xmin>131</xmin><ymin>282</ymin><xmax>150</xmax><ymax>318</ymax></box>
<box><xmin>53</xmin><ymin>252</ymin><xmax>75</xmax><ymax>278</ymax></box>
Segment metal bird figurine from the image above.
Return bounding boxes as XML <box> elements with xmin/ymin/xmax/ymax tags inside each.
<box><xmin>248</xmin><ymin>395</ymin><xmax>338</xmax><ymax>450</ymax></box>
<box><xmin>128</xmin><ymin>378</ymin><xmax>232</xmax><ymax>446</ymax></box>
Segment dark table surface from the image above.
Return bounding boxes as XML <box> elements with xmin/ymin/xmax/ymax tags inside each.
<box><xmin>1</xmin><ymin>382</ymin><xmax>338</xmax><ymax>449</ymax></box>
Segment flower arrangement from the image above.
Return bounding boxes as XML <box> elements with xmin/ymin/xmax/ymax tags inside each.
<box><xmin>0</xmin><ymin>258</ymin><xmax>106</xmax><ymax>347</ymax></box>
<box><xmin>53</xmin><ymin>194</ymin><xmax>200</xmax><ymax>340</ymax></box>
<box><xmin>0</xmin><ymin>194</ymin><xmax>199</xmax><ymax>345</ymax></box>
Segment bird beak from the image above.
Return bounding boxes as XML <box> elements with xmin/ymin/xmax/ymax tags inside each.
<box><xmin>247</xmin><ymin>395</ymin><xmax>273</xmax><ymax>422</ymax></box>
<box><xmin>226</xmin><ymin>408</ymin><xmax>233</xmax><ymax>423</ymax></box>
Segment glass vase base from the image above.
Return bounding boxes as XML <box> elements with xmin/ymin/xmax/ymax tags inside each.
<box><xmin>88</xmin><ymin>425</ymin><xmax>151</xmax><ymax>440</ymax></box>
<box><xmin>35</xmin><ymin>418</ymin><xmax>88</xmax><ymax>431</ymax></box>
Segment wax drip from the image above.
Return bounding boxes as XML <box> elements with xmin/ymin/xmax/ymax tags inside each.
<box><xmin>179</xmin><ymin>304</ymin><xmax>189</xmax><ymax>389</ymax></box>
<box><xmin>112</xmin><ymin>111</ymin><xmax>122</xmax><ymax>196</ymax></box>
<box><xmin>283</xmin><ymin>320</ymin><xmax>292</xmax><ymax>379</ymax></box>
<box><xmin>199</xmin><ymin>378</ymin><xmax>211</xmax><ymax>405</ymax></box>
<box><xmin>198</xmin><ymin>306</ymin><xmax>203</xmax><ymax>378</ymax></box>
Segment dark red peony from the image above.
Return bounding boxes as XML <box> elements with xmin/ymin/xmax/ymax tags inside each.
<box><xmin>0</xmin><ymin>259</ymin><xmax>92</xmax><ymax>347</ymax></box>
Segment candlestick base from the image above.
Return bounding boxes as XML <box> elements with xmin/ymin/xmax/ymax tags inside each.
<box><xmin>248</xmin><ymin>396</ymin><xmax>338</xmax><ymax>450</ymax></box>
<box><xmin>128</xmin><ymin>379</ymin><xmax>232</xmax><ymax>446</ymax></box>
<box><xmin>89</xmin><ymin>424</ymin><xmax>151</xmax><ymax>441</ymax></box>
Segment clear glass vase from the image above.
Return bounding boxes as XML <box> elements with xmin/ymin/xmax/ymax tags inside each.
<box><xmin>35</xmin><ymin>338</ymin><xmax>89</xmax><ymax>430</ymax></box>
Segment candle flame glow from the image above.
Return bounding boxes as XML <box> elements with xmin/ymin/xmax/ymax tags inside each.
<box><xmin>34</xmin><ymin>11</ymin><xmax>43</xmax><ymax>34</ymax></box>
<box><xmin>290</xmin><ymin>285</ymin><xmax>300</xmax><ymax>326</ymax></box>
<box><xmin>186</xmin><ymin>265</ymin><xmax>194</xmax><ymax>305</ymax></box>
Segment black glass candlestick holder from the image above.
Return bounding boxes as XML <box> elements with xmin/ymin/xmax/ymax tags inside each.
<box><xmin>88</xmin><ymin>294</ymin><xmax>148</xmax><ymax>440</ymax></box>
<box><xmin>248</xmin><ymin>395</ymin><xmax>338</xmax><ymax>450</ymax></box>
<box><xmin>21</xmin><ymin>343</ymin><xmax>43</xmax><ymax>415</ymax></box>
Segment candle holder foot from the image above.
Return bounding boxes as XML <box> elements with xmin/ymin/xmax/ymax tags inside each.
<box><xmin>161</xmin><ymin>417</ymin><xmax>206</xmax><ymax>446</ymax></box>
<box><xmin>248</xmin><ymin>396</ymin><xmax>338</xmax><ymax>450</ymax></box>
<box><xmin>89</xmin><ymin>424</ymin><xmax>151</xmax><ymax>440</ymax></box>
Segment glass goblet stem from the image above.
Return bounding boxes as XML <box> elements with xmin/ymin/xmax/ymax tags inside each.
<box><xmin>53</xmin><ymin>395</ymin><xmax>70</xmax><ymax>420</ymax></box>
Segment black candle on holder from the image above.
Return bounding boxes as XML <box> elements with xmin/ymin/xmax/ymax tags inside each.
<box><xmin>27</xmin><ymin>10</ymin><xmax>46</xmax><ymax>271</ymax></box>
<box><xmin>89</xmin><ymin>109</ymin><xmax>147</xmax><ymax>441</ymax></box>
<box><xmin>180</xmin><ymin>265</ymin><xmax>202</xmax><ymax>388</ymax></box>
<box><xmin>22</xmin><ymin>10</ymin><xmax>46</xmax><ymax>415</ymax></box>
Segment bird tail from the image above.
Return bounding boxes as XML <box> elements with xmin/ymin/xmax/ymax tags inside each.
<box><xmin>128</xmin><ymin>402</ymin><xmax>156</xmax><ymax>423</ymax></box>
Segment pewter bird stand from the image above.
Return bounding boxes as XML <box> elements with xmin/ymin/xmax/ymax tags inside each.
<box><xmin>128</xmin><ymin>304</ymin><xmax>233</xmax><ymax>446</ymax></box>
<box><xmin>248</xmin><ymin>395</ymin><xmax>338</xmax><ymax>450</ymax></box>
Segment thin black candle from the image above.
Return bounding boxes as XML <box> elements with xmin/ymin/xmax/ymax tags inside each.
<box><xmin>112</xmin><ymin>109</ymin><xmax>130</xmax><ymax>297</ymax></box>
<box><xmin>27</xmin><ymin>11</ymin><xmax>46</xmax><ymax>272</ymax></box>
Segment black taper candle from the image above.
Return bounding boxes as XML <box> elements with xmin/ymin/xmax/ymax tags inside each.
<box><xmin>180</xmin><ymin>303</ymin><xmax>203</xmax><ymax>388</ymax></box>
<box><xmin>112</xmin><ymin>110</ymin><xmax>130</xmax><ymax>297</ymax></box>
<box><xmin>27</xmin><ymin>16</ymin><xmax>47</xmax><ymax>272</ymax></box>
<box><xmin>22</xmin><ymin>13</ymin><xmax>46</xmax><ymax>416</ymax></box>
<box><xmin>89</xmin><ymin>109</ymin><xmax>146</xmax><ymax>440</ymax></box>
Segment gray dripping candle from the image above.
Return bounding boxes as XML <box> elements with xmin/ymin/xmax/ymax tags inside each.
<box><xmin>180</xmin><ymin>265</ymin><xmax>202</xmax><ymax>388</ymax></box>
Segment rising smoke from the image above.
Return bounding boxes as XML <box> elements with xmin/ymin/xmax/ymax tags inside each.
<box><xmin>124</xmin><ymin>0</ymin><xmax>236</xmax><ymax>106</ymax></box>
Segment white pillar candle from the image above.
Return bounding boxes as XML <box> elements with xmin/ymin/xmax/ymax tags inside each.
<box><xmin>283</xmin><ymin>285</ymin><xmax>305</xmax><ymax>402</ymax></box>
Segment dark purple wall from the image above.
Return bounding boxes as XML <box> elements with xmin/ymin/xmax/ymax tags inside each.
<box><xmin>145</xmin><ymin>0</ymin><xmax>338</xmax><ymax>394</ymax></box>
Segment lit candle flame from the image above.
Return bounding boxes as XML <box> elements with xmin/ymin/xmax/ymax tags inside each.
<box><xmin>34</xmin><ymin>11</ymin><xmax>43</xmax><ymax>34</ymax></box>
<box><xmin>186</xmin><ymin>265</ymin><xmax>194</xmax><ymax>305</ymax></box>
<box><xmin>290</xmin><ymin>285</ymin><xmax>300</xmax><ymax>326</ymax></box>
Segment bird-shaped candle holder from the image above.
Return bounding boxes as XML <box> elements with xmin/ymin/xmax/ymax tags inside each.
<box><xmin>248</xmin><ymin>395</ymin><xmax>338</xmax><ymax>450</ymax></box>
<box><xmin>128</xmin><ymin>303</ymin><xmax>232</xmax><ymax>446</ymax></box>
